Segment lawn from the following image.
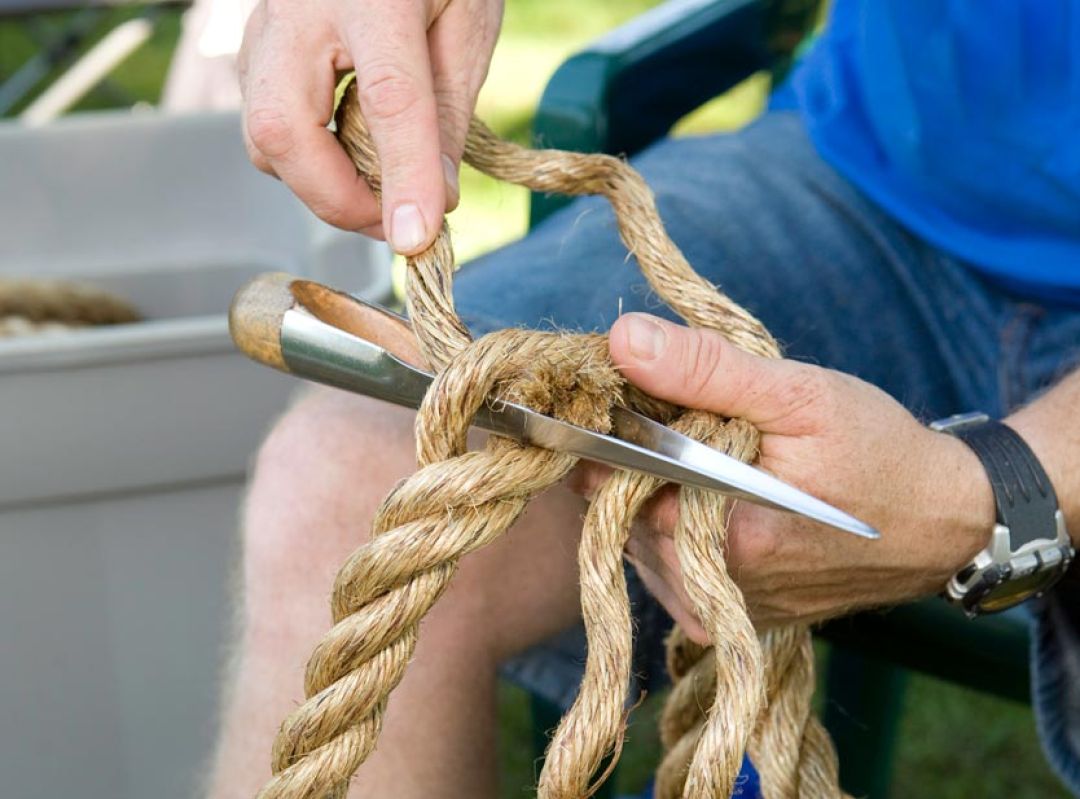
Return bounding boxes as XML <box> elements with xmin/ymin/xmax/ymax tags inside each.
<box><xmin>0</xmin><ymin>2</ymin><xmax>1070</xmax><ymax>797</ymax></box>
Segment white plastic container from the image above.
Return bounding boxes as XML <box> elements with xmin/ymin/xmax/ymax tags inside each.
<box><xmin>0</xmin><ymin>110</ymin><xmax>392</xmax><ymax>799</ymax></box>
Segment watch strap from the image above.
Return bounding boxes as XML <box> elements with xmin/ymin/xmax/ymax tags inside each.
<box><xmin>953</xmin><ymin>420</ymin><xmax>1059</xmax><ymax>548</ymax></box>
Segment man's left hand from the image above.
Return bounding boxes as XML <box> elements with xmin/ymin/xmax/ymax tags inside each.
<box><xmin>567</xmin><ymin>313</ymin><xmax>996</xmax><ymax>642</ymax></box>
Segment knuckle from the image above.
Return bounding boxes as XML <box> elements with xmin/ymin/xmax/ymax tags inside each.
<box><xmin>433</xmin><ymin>87</ymin><xmax>471</xmax><ymax>144</ymax></box>
<box><xmin>738</xmin><ymin>524</ymin><xmax>781</xmax><ymax>565</ymax></box>
<box><xmin>358</xmin><ymin>222</ymin><xmax>386</xmax><ymax>240</ymax></box>
<box><xmin>357</xmin><ymin>63</ymin><xmax>423</xmax><ymax>124</ymax></box>
<box><xmin>644</xmin><ymin>487</ymin><xmax>680</xmax><ymax>536</ymax></box>
<box><xmin>242</xmin><ymin>132</ymin><xmax>273</xmax><ymax>174</ymax></box>
<box><xmin>242</xmin><ymin>135</ymin><xmax>263</xmax><ymax>166</ymax></box>
<box><xmin>308</xmin><ymin>197</ymin><xmax>362</xmax><ymax>230</ymax></box>
<box><xmin>245</xmin><ymin>106</ymin><xmax>294</xmax><ymax>160</ymax></box>
<box><xmin>726</xmin><ymin>504</ymin><xmax>781</xmax><ymax>570</ymax></box>
<box><xmin>680</xmin><ymin>330</ymin><xmax>725</xmax><ymax>406</ymax></box>
<box><xmin>683</xmin><ymin>619</ymin><xmax>710</xmax><ymax>646</ymax></box>
<box><xmin>772</xmin><ymin>367</ymin><xmax>834</xmax><ymax>422</ymax></box>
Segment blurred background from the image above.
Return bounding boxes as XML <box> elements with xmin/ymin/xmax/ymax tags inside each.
<box><xmin>0</xmin><ymin>1</ymin><xmax>1069</xmax><ymax>797</ymax></box>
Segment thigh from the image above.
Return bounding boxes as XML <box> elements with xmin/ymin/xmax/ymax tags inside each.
<box><xmin>245</xmin><ymin>387</ymin><xmax>589</xmax><ymax>664</ymax></box>
<box><xmin>454</xmin><ymin>111</ymin><xmax>1004</xmax><ymax>420</ymax></box>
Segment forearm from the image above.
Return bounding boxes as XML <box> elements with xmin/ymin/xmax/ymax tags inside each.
<box><xmin>1006</xmin><ymin>368</ymin><xmax>1080</xmax><ymax>544</ymax></box>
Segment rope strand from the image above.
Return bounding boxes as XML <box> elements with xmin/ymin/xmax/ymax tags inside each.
<box><xmin>257</xmin><ymin>80</ymin><xmax>844</xmax><ymax>799</ymax></box>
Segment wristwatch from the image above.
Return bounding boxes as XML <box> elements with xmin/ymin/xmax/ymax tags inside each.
<box><xmin>930</xmin><ymin>412</ymin><xmax>1073</xmax><ymax>616</ymax></box>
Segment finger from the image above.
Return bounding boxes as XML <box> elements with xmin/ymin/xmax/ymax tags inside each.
<box><xmin>358</xmin><ymin>222</ymin><xmax>385</xmax><ymax>240</ymax></box>
<box><xmin>241</xmin><ymin>117</ymin><xmax>277</xmax><ymax>176</ymax></box>
<box><xmin>237</xmin><ymin>5</ymin><xmax>275</xmax><ymax>177</ymax></box>
<box><xmin>243</xmin><ymin>16</ymin><xmax>381</xmax><ymax>230</ymax></box>
<box><xmin>562</xmin><ymin>461</ymin><xmax>613</xmax><ymax>500</ymax></box>
<box><xmin>609</xmin><ymin>313</ymin><xmax>828</xmax><ymax>431</ymax></box>
<box><xmin>724</xmin><ymin>502</ymin><xmax>790</xmax><ymax>577</ymax></box>
<box><xmin>427</xmin><ymin>11</ymin><xmax>464</xmax><ymax>212</ymax></box>
<box><xmin>236</xmin><ymin>2</ymin><xmax>262</xmax><ymax>101</ymax></box>
<box><xmin>427</xmin><ymin>0</ymin><xmax>501</xmax><ymax>211</ymax></box>
<box><xmin>624</xmin><ymin>539</ymin><xmax>708</xmax><ymax>644</ymax></box>
<box><xmin>346</xmin><ymin>9</ymin><xmax>445</xmax><ymax>254</ymax></box>
<box><xmin>637</xmin><ymin>484</ymin><xmax>680</xmax><ymax>538</ymax></box>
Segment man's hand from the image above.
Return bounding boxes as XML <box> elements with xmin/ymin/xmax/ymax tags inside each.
<box><xmin>239</xmin><ymin>0</ymin><xmax>503</xmax><ymax>252</ymax></box>
<box><xmin>570</xmin><ymin>313</ymin><xmax>998</xmax><ymax>642</ymax></box>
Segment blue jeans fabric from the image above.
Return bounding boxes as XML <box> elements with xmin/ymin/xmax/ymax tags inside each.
<box><xmin>450</xmin><ymin>111</ymin><xmax>1080</xmax><ymax>793</ymax></box>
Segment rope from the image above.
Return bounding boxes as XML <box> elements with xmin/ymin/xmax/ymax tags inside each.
<box><xmin>256</xmin><ymin>80</ymin><xmax>846</xmax><ymax>799</ymax></box>
<box><xmin>0</xmin><ymin>278</ymin><xmax>140</xmax><ymax>336</ymax></box>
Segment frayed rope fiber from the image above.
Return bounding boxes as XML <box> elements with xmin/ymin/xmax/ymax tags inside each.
<box><xmin>256</xmin><ymin>80</ymin><xmax>849</xmax><ymax>799</ymax></box>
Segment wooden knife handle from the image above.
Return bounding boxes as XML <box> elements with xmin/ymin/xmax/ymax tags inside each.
<box><xmin>228</xmin><ymin>272</ymin><xmax>427</xmax><ymax>372</ymax></box>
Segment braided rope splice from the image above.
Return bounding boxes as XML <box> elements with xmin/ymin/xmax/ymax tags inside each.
<box><xmin>257</xmin><ymin>81</ymin><xmax>846</xmax><ymax>799</ymax></box>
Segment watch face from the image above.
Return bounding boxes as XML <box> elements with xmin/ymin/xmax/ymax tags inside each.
<box><xmin>979</xmin><ymin>569</ymin><xmax>1054</xmax><ymax>612</ymax></box>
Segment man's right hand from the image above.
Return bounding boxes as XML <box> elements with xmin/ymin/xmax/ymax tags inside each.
<box><xmin>238</xmin><ymin>0</ymin><xmax>504</xmax><ymax>253</ymax></box>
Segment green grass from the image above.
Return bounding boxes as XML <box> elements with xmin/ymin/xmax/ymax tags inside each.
<box><xmin>496</xmin><ymin>682</ymin><xmax>666</xmax><ymax>798</ymax></box>
<box><xmin>892</xmin><ymin>673</ymin><xmax>1069</xmax><ymax>799</ymax></box>
<box><xmin>505</xmin><ymin>650</ymin><xmax>1070</xmax><ymax>799</ymax></box>
<box><xmin>2</xmin><ymin>4</ymin><xmax>1071</xmax><ymax>797</ymax></box>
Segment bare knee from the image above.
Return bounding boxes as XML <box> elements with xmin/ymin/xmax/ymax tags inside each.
<box><xmin>238</xmin><ymin>386</ymin><xmax>581</xmax><ymax>664</ymax></box>
<box><xmin>240</xmin><ymin>388</ymin><xmax>416</xmax><ymax>617</ymax></box>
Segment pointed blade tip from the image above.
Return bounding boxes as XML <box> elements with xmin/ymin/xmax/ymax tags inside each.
<box><xmin>854</xmin><ymin>522</ymin><xmax>881</xmax><ymax>540</ymax></box>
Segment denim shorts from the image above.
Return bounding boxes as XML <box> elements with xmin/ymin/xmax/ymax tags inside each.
<box><xmin>451</xmin><ymin>111</ymin><xmax>1080</xmax><ymax>791</ymax></box>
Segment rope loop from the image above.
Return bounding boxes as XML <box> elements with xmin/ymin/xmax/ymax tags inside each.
<box><xmin>256</xmin><ymin>76</ymin><xmax>845</xmax><ymax>799</ymax></box>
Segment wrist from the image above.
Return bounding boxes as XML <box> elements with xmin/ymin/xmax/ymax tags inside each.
<box><xmin>920</xmin><ymin>429</ymin><xmax>997</xmax><ymax>577</ymax></box>
<box><xmin>932</xmin><ymin>412</ymin><xmax>1075</xmax><ymax>614</ymax></box>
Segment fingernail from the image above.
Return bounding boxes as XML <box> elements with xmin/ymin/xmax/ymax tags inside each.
<box><xmin>442</xmin><ymin>154</ymin><xmax>460</xmax><ymax>208</ymax></box>
<box><xmin>390</xmin><ymin>203</ymin><xmax>427</xmax><ymax>253</ymax></box>
<box><xmin>625</xmin><ymin>314</ymin><xmax>667</xmax><ymax>361</ymax></box>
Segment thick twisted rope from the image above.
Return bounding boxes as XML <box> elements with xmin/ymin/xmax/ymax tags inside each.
<box><xmin>256</xmin><ymin>79</ymin><xmax>844</xmax><ymax>799</ymax></box>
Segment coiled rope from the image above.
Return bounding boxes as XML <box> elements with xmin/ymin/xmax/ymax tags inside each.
<box><xmin>256</xmin><ymin>79</ymin><xmax>846</xmax><ymax>799</ymax></box>
<box><xmin>0</xmin><ymin>279</ymin><xmax>139</xmax><ymax>336</ymax></box>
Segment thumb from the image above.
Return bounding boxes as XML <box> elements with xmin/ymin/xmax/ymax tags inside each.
<box><xmin>609</xmin><ymin>313</ymin><xmax>822</xmax><ymax>429</ymax></box>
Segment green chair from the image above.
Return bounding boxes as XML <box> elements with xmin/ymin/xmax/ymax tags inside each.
<box><xmin>526</xmin><ymin>2</ymin><xmax>1031</xmax><ymax>796</ymax></box>
<box><xmin>0</xmin><ymin>0</ymin><xmax>187</xmax><ymax>118</ymax></box>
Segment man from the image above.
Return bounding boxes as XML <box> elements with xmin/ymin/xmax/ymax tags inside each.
<box><xmin>209</xmin><ymin>1</ymin><xmax>1080</xmax><ymax>796</ymax></box>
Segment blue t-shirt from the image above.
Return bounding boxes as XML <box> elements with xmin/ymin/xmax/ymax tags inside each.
<box><xmin>780</xmin><ymin>0</ymin><xmax>1080</xmax><ymax>304</ymax></box>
